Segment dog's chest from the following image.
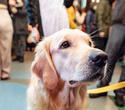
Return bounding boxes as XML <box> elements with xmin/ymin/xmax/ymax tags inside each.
<box><xmin>50</xmin><ymin>86</ymin><xmax>84</xmax><ymax>110</ymax></box>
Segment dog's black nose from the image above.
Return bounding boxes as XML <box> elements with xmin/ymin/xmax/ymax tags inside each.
<box><xmin>89</xmin><ymin>52</ymin><xmax>107</xmax><ymax>67</ymax></box>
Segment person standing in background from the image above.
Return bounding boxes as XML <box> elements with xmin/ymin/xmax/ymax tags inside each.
<box><xmin>89</xmin><ymin>0</ymin><xmax>125</xmax><ymax>107</ymax></box>
<box><xmin>64</xmin><ymin>0</ymin><xmax>77</xmax><ymax>29</ymax></box>
<box><xmin>39</xmin><ymin>0</ymin><xmax>69</xmax><ymax>37</ymax></box>
<box><xmin>26</xmin><ymin>0</ymin><xmax>44</xmax><ymax>42</ymax></box>
<box><xmin>85</xmin><ymin>2</ymin><xmax>97</xmax><ymax>34</ymax></box>
<box><xmin>74</xmin><ymin>0</ymin><xmax>86</xmax><ymax>30</ymax></box>
<box><xmin>91</xmin><ymin>0</ymin><xmax>113</xmax><ymax>51</ymax></box>
<box><xmin>0</xmin><ymin>0</ymin><xmax>13</xmax><ymax>80</ymax></box>
<box><xmin>11</xmin><ymin>0</ymin><xmax>28</xmax><ymax>62</ymax></box>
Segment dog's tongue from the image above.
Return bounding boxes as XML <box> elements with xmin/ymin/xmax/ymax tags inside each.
<box><xmin>69</xmin><ymin>80</ymin><xmax>77</xmax><ymax>85</ymax></box>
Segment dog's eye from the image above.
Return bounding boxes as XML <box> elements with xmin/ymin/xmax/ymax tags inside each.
<box><xmin>89</xmin><ymin>41</ymin><xmax>92</xmax><ymax>47</ymax></box>
<box><xmin>60</xmin><ymin>41</ymin><xmax>70</xmax><ymax>49</ymax></box>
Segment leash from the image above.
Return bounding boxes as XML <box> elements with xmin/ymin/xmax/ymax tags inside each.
<box><xmin>87</xmin><ymin>81</ymin><xmax>125</xmax><ymax>94</ymax></box>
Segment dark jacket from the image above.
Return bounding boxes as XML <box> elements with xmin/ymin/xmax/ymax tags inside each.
<box><xmin>26</xmin><ymin>0</ymin><xmax>44</xmax><ymax>37</ymax></box>
<box><xmin>111</xmin><ymin>0</ymin><xmax>125</xmax><ymax>25</ymax></box>
<box><xmin>93</xmin><ymin>0</ymin><xmax>112</xmax><ymax>37</ymax></box>
<box><xmin>11</xmin><ymin>2</ymin><xmax>28</xmax><ymax>35</ymax></box>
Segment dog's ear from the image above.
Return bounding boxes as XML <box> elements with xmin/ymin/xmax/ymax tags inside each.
<box><xmin>32</xmin><ymin>39</ymin><xmax>58</xmax><ymax>89</ymax></box>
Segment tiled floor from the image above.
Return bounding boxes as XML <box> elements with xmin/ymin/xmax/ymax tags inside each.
<box><xmin>0</xmin><ymin>51</ymin><xmax>123</xmax><ymax>110</ymax></box>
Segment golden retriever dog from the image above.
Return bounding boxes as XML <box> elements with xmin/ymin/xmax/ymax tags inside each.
<box><xmin>27</xmin><ymin>29</ymin><xmax>107</xmax><ymax>110</ymax></box>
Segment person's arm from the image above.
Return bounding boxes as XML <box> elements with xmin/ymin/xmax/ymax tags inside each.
<box><xmin>8</xmin><ymin>0</ymin><xmax>18</xmax><ymax>14</ymax></box>
<box><xmin>26</xmin><ymin>0</ymin><xmax>38</xmax><ymax>27</ymax></box>
<box><xmin>97</xmin><ymin>1</ymin><xmax>106</xmax><ymax>38</ymax></box>
<box><xmin>26</xmin><ymin>0</ymin><xmax>40</xmax><ymax>42</ymax></box>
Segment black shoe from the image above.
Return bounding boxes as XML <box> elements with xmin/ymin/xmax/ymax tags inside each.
<box><xmin>1</xmin><ymin>77</ymin><xmax>10</xmax><ymax>80</ymax></box>
<box><xmin>19</xmin><ymin>56</ymin><xmax>24</xmax><ymax>62</ymax></box>
<box><xmin>115</xmin><ymin>94</ymin><xmax>124</xmax><ymax>107</ymax></box>
<box><xmin>12</xmin><ymin>56</ymin><xmax>20</xmax><ymax>61</ymax></box>
<box><xmin>89</xmin><ymin>92</ymin><xmax>107</xmax><ymax>98</ymax></box>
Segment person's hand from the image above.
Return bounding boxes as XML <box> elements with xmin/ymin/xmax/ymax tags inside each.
<box><xmin>32</xmin><ymin>26</ymin><xmax>40</xmax><ymax>42</ymax></box>
<box><xmin>11</xmin><ymin>7</ymin><xmax>18</xmax><ymax>14</ymax></box>
<box><xmin>99</xmin><ymin>32</ymin><xmax>105</xmax><ymax>38</ymax></box>
<box><xmin>9</xmin><ymin>0</ymin><xmax>16</xmax><ymax>5</ymax></box>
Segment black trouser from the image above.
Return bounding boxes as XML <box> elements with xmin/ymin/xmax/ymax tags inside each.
<box><xmin>97</xmin><ymin>24</ymin><xmax>125</xmax><ymax>95</ymax></box>
<box><xmin>92</xmin><ymin>37</ymin><xmax>108</xmax><ymax>51</ymax></box>
<box><xmin>13</xmin><ymin>34</ymin><xmax>26</xmax><ymax>57</ymax></box>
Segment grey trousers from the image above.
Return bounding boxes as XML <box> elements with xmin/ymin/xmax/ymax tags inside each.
<box><xmin>0</xmin><ymin>9</ymin><xmax>13</xmax><ymax>79</ymax></box>
<box><xmin>13</xmin><ymin>34</ymin><xmax>26</xmax><ymax>57</ymax></box>
<box><xmin>97</xmin><ymin>24</ymin><xmax>125</xmax><ymax>95</ymax></box>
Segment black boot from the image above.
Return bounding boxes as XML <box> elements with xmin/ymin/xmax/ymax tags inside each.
<box><xmin>19</xmin><ymin>56</ymin><xmax>24</xmax><ymax>62</ymax></box>
<box><xmin>115</xmin><ymin>94</ymin><xmax>124</xmax><ymax>107</ymax></box>
<box><xmin>89</xmin><ymin>92</ymin><xmax>107</xmax><ymax>98</ymax></box>
<box><xmin>12</xmin><ymin>56</ymin><xmax>20</xmax><ymax>61</ymax></box>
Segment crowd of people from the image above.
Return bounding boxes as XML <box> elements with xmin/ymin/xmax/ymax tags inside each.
<box><xmin>0</xmin><ymin>0</ymin><xmax>125</xmax><ymax>107</ymax></box>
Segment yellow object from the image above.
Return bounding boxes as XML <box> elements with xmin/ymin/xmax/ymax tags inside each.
<box><xmin>66</xmin><ymin>6</ymin><xmax>77</xmax><ymax>29</ymax></box>
<box><xmin>87</xmin><ymin>81</ymin><xmax>125</xmax><ymax>94</ymax></box>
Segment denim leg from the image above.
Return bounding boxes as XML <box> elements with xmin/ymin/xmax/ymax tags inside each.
<box><xmin>19</xmin><ymin>35</ymin><xmax>26</xmax><ymax>57</ymax></box>
<box><xmin>13</xmin><ymin>34</ymin><xmax>20</xmax><ymax>56</ymax></box>
<box><xmin>97</xmin><ymin>24</ymin><xmax>125</xmax><ymax>87</ymax></box>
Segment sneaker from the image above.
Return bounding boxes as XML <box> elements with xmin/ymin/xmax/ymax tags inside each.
<box><xmin>19</xmin><ymin>56</ymin><xmax>24</xmax><ymax>62</ymax></box>
<box><xmin>115</xmin><ymin>94</ymin><xmax>124</xmax><ymax>107</ymax></box>
<box><xmin>12</xmin><ymin>56</ymin><xmax>20</xmax><ymax>61</ymax></box>
<box><xmin>89</xmin><ymin>92</ymin><xmax>107</xmax><ymax>98</ymax></box>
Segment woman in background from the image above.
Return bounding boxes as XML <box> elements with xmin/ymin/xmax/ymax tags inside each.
<box><xmin>64</xmin><ymin>0</ymin><xmax>77</xmax><ymax>29</ymax></box>
<box><xmin>39</xmin><ymin>0</ymin><xmax>69</xmax><ymax>37</ymax></box>
<box><xmin>0</xmin><ymin>0</ymin><xmax>13</xmax><ymax>80</ymax></box>
<box><xmin>11</xmin><ymin>0</ymin><xmax>28</xmax><ymax>62</ymax></box>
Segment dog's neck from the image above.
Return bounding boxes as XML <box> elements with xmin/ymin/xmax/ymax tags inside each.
<box><xmin>41</xmin><ymin>79</ymin><xmax>87</xmax><ymax>110</ymax></box>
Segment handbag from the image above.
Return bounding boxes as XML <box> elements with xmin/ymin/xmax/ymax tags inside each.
<box><xmin>27</xmin><ymin>33</ymin><xmax>36</xmax><ymax>44</ymax></box>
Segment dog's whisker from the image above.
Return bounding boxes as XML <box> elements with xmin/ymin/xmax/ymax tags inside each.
<box><xmin>89</xmin><ymin>27</ymin><xmax>108</xmax><ymax>38</ymax></box>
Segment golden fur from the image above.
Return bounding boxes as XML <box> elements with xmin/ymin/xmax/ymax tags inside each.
<box><xmin>27</xmin><ymin>29</ymin><xmax>107</xmax><ymax>110</ymax></box>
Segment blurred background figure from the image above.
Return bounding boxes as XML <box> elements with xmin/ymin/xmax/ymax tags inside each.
<box><xmin>90</xmin><ymin>0</ymin><xmax>113</xmax><ymax>51</ymax></box>
<box><xmin>89</xmin><ymin>0</ymin><xmax>125</xmax><ymax>107</ymax></box>
<box><xmin>10</xmin><ymin>0</ymin><xmax>28</xmax><ymax>62</ymax></box>
<box><xmin>114</xmin><ymin>54</ymin><xmax>125</xmax><ymax>107</ymax></box>
<box><xmin>74</xmin><ymin>0</ymin><xmax>86</xmax><ymax>30</ymax></box>
<box><xmin>0</xmin><ymin>0</ymin><xmax>13</xmax><ymax>80</ymax></box>
<box><xmin>64</xmin><ymin>0</ymin><xmax>76</xmax><ymax>29</ymax></box>
<box><xmin>85</xmin><ymin>2</ymin><xmax>97</xmax><ymax>34</ymax></box>
<box><xmin>39</xmin><ymin>0</ymin><xmax>69</xmax><ymax>37</ymax></box>
<box><xmin>26</xmin><ymin>0</ymin><xmax>44</xmax><ymax>43</ymax></box>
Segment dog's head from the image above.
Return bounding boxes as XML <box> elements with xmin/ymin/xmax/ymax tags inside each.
<box><xmin>32</xmin><ymin>29</ymin><xmax>107</xmax><ymax>89</ymax></box>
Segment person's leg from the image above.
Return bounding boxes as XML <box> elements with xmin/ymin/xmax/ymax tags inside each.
<box><xmin>12</xmin><ymin>34</ymin><xmax>20</xmax><ymax>61</ymax></box>
<box><xmin>92</xmin><ymin>37</ymin><xmax>108</xmax><ymax>51</ymax></box>
<box><xmin>114</xmin><ymin>55</ymin><xmax>125</xmax><ymax>107</ymax></box>
<box><xmin>19</xmin><ymin>35</ymin><xmax>26</xmax><ymax>62</ymax></box>
<box><xmin>0</xmin><ymin>31</ymin><xmax>2</xmax><ymax>79</ymax></box>
<box><xmin>0</xmin><ymin>10</ymin><xmax>13</xmax><ymax>79</ymax></box>
<box><xmin>90</xmin><ymin>24</ymin><xmax>125</xmax><ymax>98</ymax></box>
<box><xmin>98</xmin><ymin>24</ymin><xmax>125</xmax><ymax>87</ymax></box>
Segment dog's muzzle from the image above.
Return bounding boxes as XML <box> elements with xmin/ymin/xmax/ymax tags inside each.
<box><xmin>89</xmin><ymin>52</ymin><xmax>107</xmax><ymax>67</ymax></box>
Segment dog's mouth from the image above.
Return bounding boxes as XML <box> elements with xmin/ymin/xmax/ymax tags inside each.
<box><xmin>68</xmin><ymin>72</ymin><xmax>104</xmax><ymax>87</ymax></box>
<box><xmin>68</xmin><ymin>80</ymin><xmax>80</xmax><ymax>87</ymax></box>
<box><xmin>69</xmin><ymin>80</ymin><xmax>78</xmax><ymax>85</ymax></box>
<box><xmin>88</xmin><ymin>72</ymin><xmax>104</xmax><ymax>81</ymax></box>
